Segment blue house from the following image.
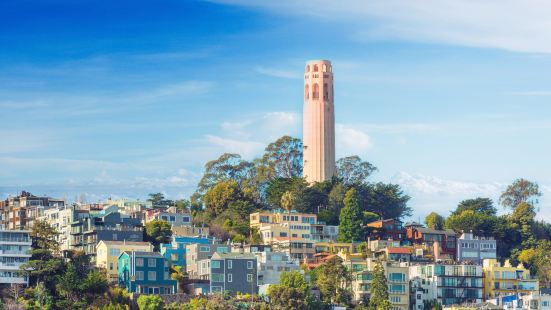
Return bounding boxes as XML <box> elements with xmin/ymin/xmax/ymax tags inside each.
<box><xmin>160</xmin><ymin>236</ymin><xmax>210</xmax><ymax>268</ymax></box>
<box><xmin>118</xmin><ymin>251</ymin><xmax>177</xmax><ymax>294</ymax></box>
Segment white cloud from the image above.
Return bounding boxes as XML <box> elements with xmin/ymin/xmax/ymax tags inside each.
<box><xmin>213</xmin><ymin>0</ymin><xmax>551</xmax><ymax>54</ymax></box>
<box><xmin>391</xmin><ymin>171</ymin><xmax>502</xmax><ymax>196</ymax></box>
<box><xmin>336</xmin><ymin>124</ymin><xmax>373</xmax><ymax>157</ymax></box>
<box><xmin>205</xmin><ymin>111</ymin><xmax>301</xmax><ymax>159</ymax></box>
<box><xmin>388</xmin><ymin>171</ymin><xmax>551</xmax><ymax>221</ymax></box>
<box><xmin>255</xmin><ymin>66</ymin><xmax>300</xmax><ymax>79</ymax></box>
<box><xmin>205</xmin><ymin>135</ymin><xmax>265</xmax><ymax>158</ymax></box>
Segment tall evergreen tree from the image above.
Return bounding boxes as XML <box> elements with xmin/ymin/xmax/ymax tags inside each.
<box><xmin>338</xmin><ymin>188</ymin><xmax>364</xmax><ymax>242</ymax></box>
<box><xmin>369</xmin><ymin>262</ymin><xmax>391</xmax><ymax>310</ymax></box>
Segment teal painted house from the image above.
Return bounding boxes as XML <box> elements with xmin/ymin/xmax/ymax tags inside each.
<box><xmin>160</xmin><ymin>236</ymin><xmax>210</xmax><ymax>268</ymax></box>
<box><xmin>118</xmin><ymin>251</ymin><xmax>176</xmax><ymax>294</ymax></box>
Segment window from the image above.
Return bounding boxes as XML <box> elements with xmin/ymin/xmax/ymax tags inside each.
<box><xmin>169</xmin><ymin>216</ymin><xmax>175</xmax><ymax>222</ymax></box>
<box><xmin>109</xmin><ymin>262</ymin><xmax>113</xmax><ymax>271</ymax></box>
<box><xmin>148</xmin><ymin>271</ymin><xmax>156</xmax><ymax>281</ymax></box>
<box><xmin>390</xmin><ymin>296</ymin><xmax>401</xmax><ymax>303</ymax></box>
<box><xmin>312</xmin><ymin>83</ymin><xmax>319</xmax><ymax>99</ymax></box>
<box><xmin>389</xmin><ymin>273</ymin><xmax>405</xmax><ymax>282</ymax></box>
<box><xmin>112</xmin><ymin>233</ymin><xmax>118</xmax><ymax>241</ymax></box>
<box><xmin>171</xmin><ymin>253</ymin><xmax>178</xmax><ymax>261</ymax></box>
<box><xmin>136</xmin><ymin>258</ymin><xmax>144</xmax><ymax>267</ymax></box>
<box><xmin>228</xmin><ymin>273</ymin><xmax>233</xmax><ymax>282</ymax></box>
<box><xmin>165</xmin><ymin>272</ymin><xmax>169</xmax><ymax>280</ymax></box>
<box><xmin>136</xmin><ymin>271</ymin><xmax>144</xmax><ymax>280</ymax></box>
<box><xmin>183</xmin><ymin>216</ymin><xmax>190</xmax><ymax>222</ymax></box>
<box><xmin>211</xmin><ymin>260</ymin><xmax>221</xmax><ymax>269</ymax></box>
<box><xmin>280</xmin><ymin>232</ymin><xmax>287</xmax><ymax>237</ymax></box>
<box><xmin>247</xmin><ymin>261</ymin><xmax>253</xmax><ymax>269</ymax></box>
<box><xmin>109</xmin><ymin>248</ymin><xmax>120</xmax><ymax>256</ymax></box>
<box><xmin>217</xmin><ymin>247</ymin><xmax>229</xmax><ymax>253</ymax></box>
<box><xmin>304</xmin><ymin>84</ymin><xmax>309</xmax><ymax>99</ymax></box>
<box><xmin>211</xmin><ymin>273</ymin><xmax>224</xmax><ymax>282</ymax></box>
<box><xmin>161</xmin><ymin>216</ymin><xmax>168</xmax><ymax>221</ymax></box>
<box><xmin>313</xmin><ymin>64</ymin><xmax>319</xmax><ymax>72</ymax></box>
<box><xmin>228</xmin><ymin>260</ymin><xmax>232</xmax><ymax>269</ymax></box>
<box><xmin>247</xmin><ymin>274</ymin><xmax>253</xmax><ymax>282</ymax></box>
<box><xmin>389</xmin><ymin>284</ymin><xmax>405</xmax><ymax>293</ymax></box>
<box><xmin>200</xmin><ymin>246</ymin><xmax>210</xmax><ymax>252</ymax></box>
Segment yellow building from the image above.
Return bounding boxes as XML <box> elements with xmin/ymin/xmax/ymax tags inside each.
<box><xmin>96</xmin><ymin>240</ymin><xmax>153</xmax><ymax>282</ymax></box>
<box><xmin>250</xmin><ymin>210</ymin><xmax>318</xmax><ymax>242</ymax></box>
<box><xmin>482</xmin><ymin>258</ymin><xmax>538</xmax><ymax>299</ymax></box>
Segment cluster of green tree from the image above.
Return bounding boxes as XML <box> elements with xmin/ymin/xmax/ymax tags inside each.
<box><xmin>17</xmin><ymin>220</ymin><xmax>130</xmax><ymax>310</ymax></box>
<box><xmin>424</xmin><ymin>179</ymin><xmax>551</xmax><ymax>283</ymax></box>
<box><xmin>187</xmin><ymin>136</ymin><xmax>411</xmax><ymax>242</ymax></box>
<box><xmin>147</xmin><ymin>193</ymin><xmax>191</xmax><ymax>212</ymax></box>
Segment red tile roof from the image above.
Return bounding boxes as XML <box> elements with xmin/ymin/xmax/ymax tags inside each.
<box><xmin>387</xmin><ymin>247</ymin><xmax>412</xmax><ymax>254</ymax></box>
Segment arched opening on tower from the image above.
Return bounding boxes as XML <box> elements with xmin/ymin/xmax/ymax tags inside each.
<box><xmin>313</xmin><ymin>64</ymin><xmax>319</xmax><ymax>72</ymax></box>
<box><xmin>312</xmin><ymin>83</ymin><xmax>319</xmax><ymax>99</ymax></box>
<box><xmin>306</xmin><ymin>65</ymin><xmax>310</xmax><ymax>72</ymax></box>
<box><xmin>304</xmin><ymin>84</ymin><xmax>309</xmax><ymax>99</ymax></box>
<box><xmin>322</xmin><ymin>64</ymin><xmax>327</xmax><ymax>72</ymax></box>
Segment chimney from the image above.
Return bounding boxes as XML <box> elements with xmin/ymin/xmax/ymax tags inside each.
<box><xmin>433</xmin><ymin>241</ymin><xmax>441</xmax><ymax>262</ymax></box>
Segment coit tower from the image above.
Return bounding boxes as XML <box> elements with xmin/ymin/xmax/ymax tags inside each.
<box><xmin>303</xmin><ymin>59</ymin><xmax>335</xmax><ymax>183</ymax></box>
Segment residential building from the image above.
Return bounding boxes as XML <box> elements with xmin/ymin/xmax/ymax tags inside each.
<box><xmin>256</xmin><ymin>251</ymin><xmax>299</xmax><ymax>286</ymax></box>
<box><xmin>160</xmin><ymin>236</ymin><xmax>210</xmax><ymax>268</ymax></box>
<box><xmin>366</xmin><ymin>219</ymin><xmax>406</xmax><ymax>241</ymax></box>
<box><xmin>39</xmin><ymin>205</ymin><xmax>89</xmax><ymax>251</ymax></box>
<box><xmin>96</xmin><ymin>240</ymin><xmax>153</xmax><ymax>282</ymax></box>
<box><xmin>118</xmin><ymin>251</ymin><xmax>176</xmax><ymax>294</ymax></box>
<box><xmin>346</xmin><ymin>258</ymin><xmax>409</xmax><ymax>309</ymax></box>
<box><xmin>520</xmin><ymin>291</ymin><xmax>551</xmax><ymax>310</ymax></box>
<box><xmin>209</xmin><ymin>252</ymin><xmax>257</xmax><ymax>295</ymax></box>
<box><xmin>0</xmin><ymin>230</ymin><xmax>31</xmax><ymax>285</ymax></box>
<box><xmin>406</xmin><ymin>222</ymin><xmax>457</xmax><ymax>259</ymax></box>
<box><xmin>250</xmin><ymin>209</ymin><xmax>332</xmax><ymax>259</ymax></box>
<box><xmin>71</xmin><ymin>211</ymin><xmax>143</xmax><ymax>258</ymax></box>
<box><xmin>186</xmin><ymin>243</ymin><xmax>231</xmax><ymax>279</ymax></box>
<box><xmin>144</xmin><ymin>207</ymin><xmax>192</xmax><ymax>227</ymax></box>
<box><xmin>1</xmin><ymin>191</ymin><xmax>64</xmax><ymax>230</ymax></box>
<box><xmin>375</xmin><ymin>247</ymin><xmax>413</xmax><ymax>262</ymax></box>
<box><xmin>483</xmin><ymin>259</ymin><xmax>538</xmax><ymax>299</ymax></box>
<box><xmin>315</xmin><ymin>242</ymin><xmax>358</xmax><ymax>255</ymax></box>
<box><xmin>385</xmin><ymin>261</ymin><xmax>410</xmax><ymax>310</ymax></box>
<box><xmin>271</xmin><ymin>238</ymin><xmax>315</xmax><ymax>260</ymax></box>
<box><xmin>409</xmin><ymin>263</ymin><xmax>483</xmax><ymax>306</ymax></box>
<box><xmin>172</xmin><ymin>225</ymin><xmax>209</xmax><ymax>238</ymax></box>
<box><xmin>250</xmin><ymin>209</ymin><xmax>318</xmax><ymax>242</ymax></box>
<box><xmin>456</xmin><ymin>232</ymin><xmax>496</xmax><ymax>264</ymax></box>
<box><xmin>310</xmin><ymin>222</ymin><xmax>339</xmax><ymax>242</ymax></box>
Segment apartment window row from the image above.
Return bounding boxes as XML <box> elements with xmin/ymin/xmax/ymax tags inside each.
<box><xmin>135</xmin><ymin>258</ymin><xmax>157</xmax><ymax>267</ymax></box>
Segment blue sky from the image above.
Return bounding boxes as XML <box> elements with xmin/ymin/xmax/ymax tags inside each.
<box><xmin>1</xmin><ymin>0</ymin><xmax>551</xmax><ymax>220</ymax></box>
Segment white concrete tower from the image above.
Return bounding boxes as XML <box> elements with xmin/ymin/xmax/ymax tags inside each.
<box><xmin>303</xmin><ymin>60</ymin><xmax>335</xmax><ymax>183</ymax></box>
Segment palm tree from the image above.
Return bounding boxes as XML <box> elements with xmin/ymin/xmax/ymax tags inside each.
<box><xmin>281</xmin><ymin>191</ymin><xmax>296</xmax><ymax>257</ymax></box>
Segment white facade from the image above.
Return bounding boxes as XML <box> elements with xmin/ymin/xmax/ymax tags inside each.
<box><xmin>0</xmin><ymin>230</ymin><xmax>31</xmax><ymax>285</ymax></box>
<box><xmin>145</xmin><ymin>210</ymin><xmax>191</xmax><ymax>227</ymax></box>
<box><xmin>521</xmin><ymin>292</ymin><xmax>551</xmax><ymax>309</ymax></box>
<box><xmin>409</xmin><ymin>263</ymin><xmax>483</xmax><ymax>307</ymax></box>
<box><xmin>256</xmin><ymin>251</ymin><xmax>300</xmax><ymax>285</ymax></box>
<box><xmin>457</xmin><ymin>232</ymin><xmax>497</xmax><ymax>264</ymax></box>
